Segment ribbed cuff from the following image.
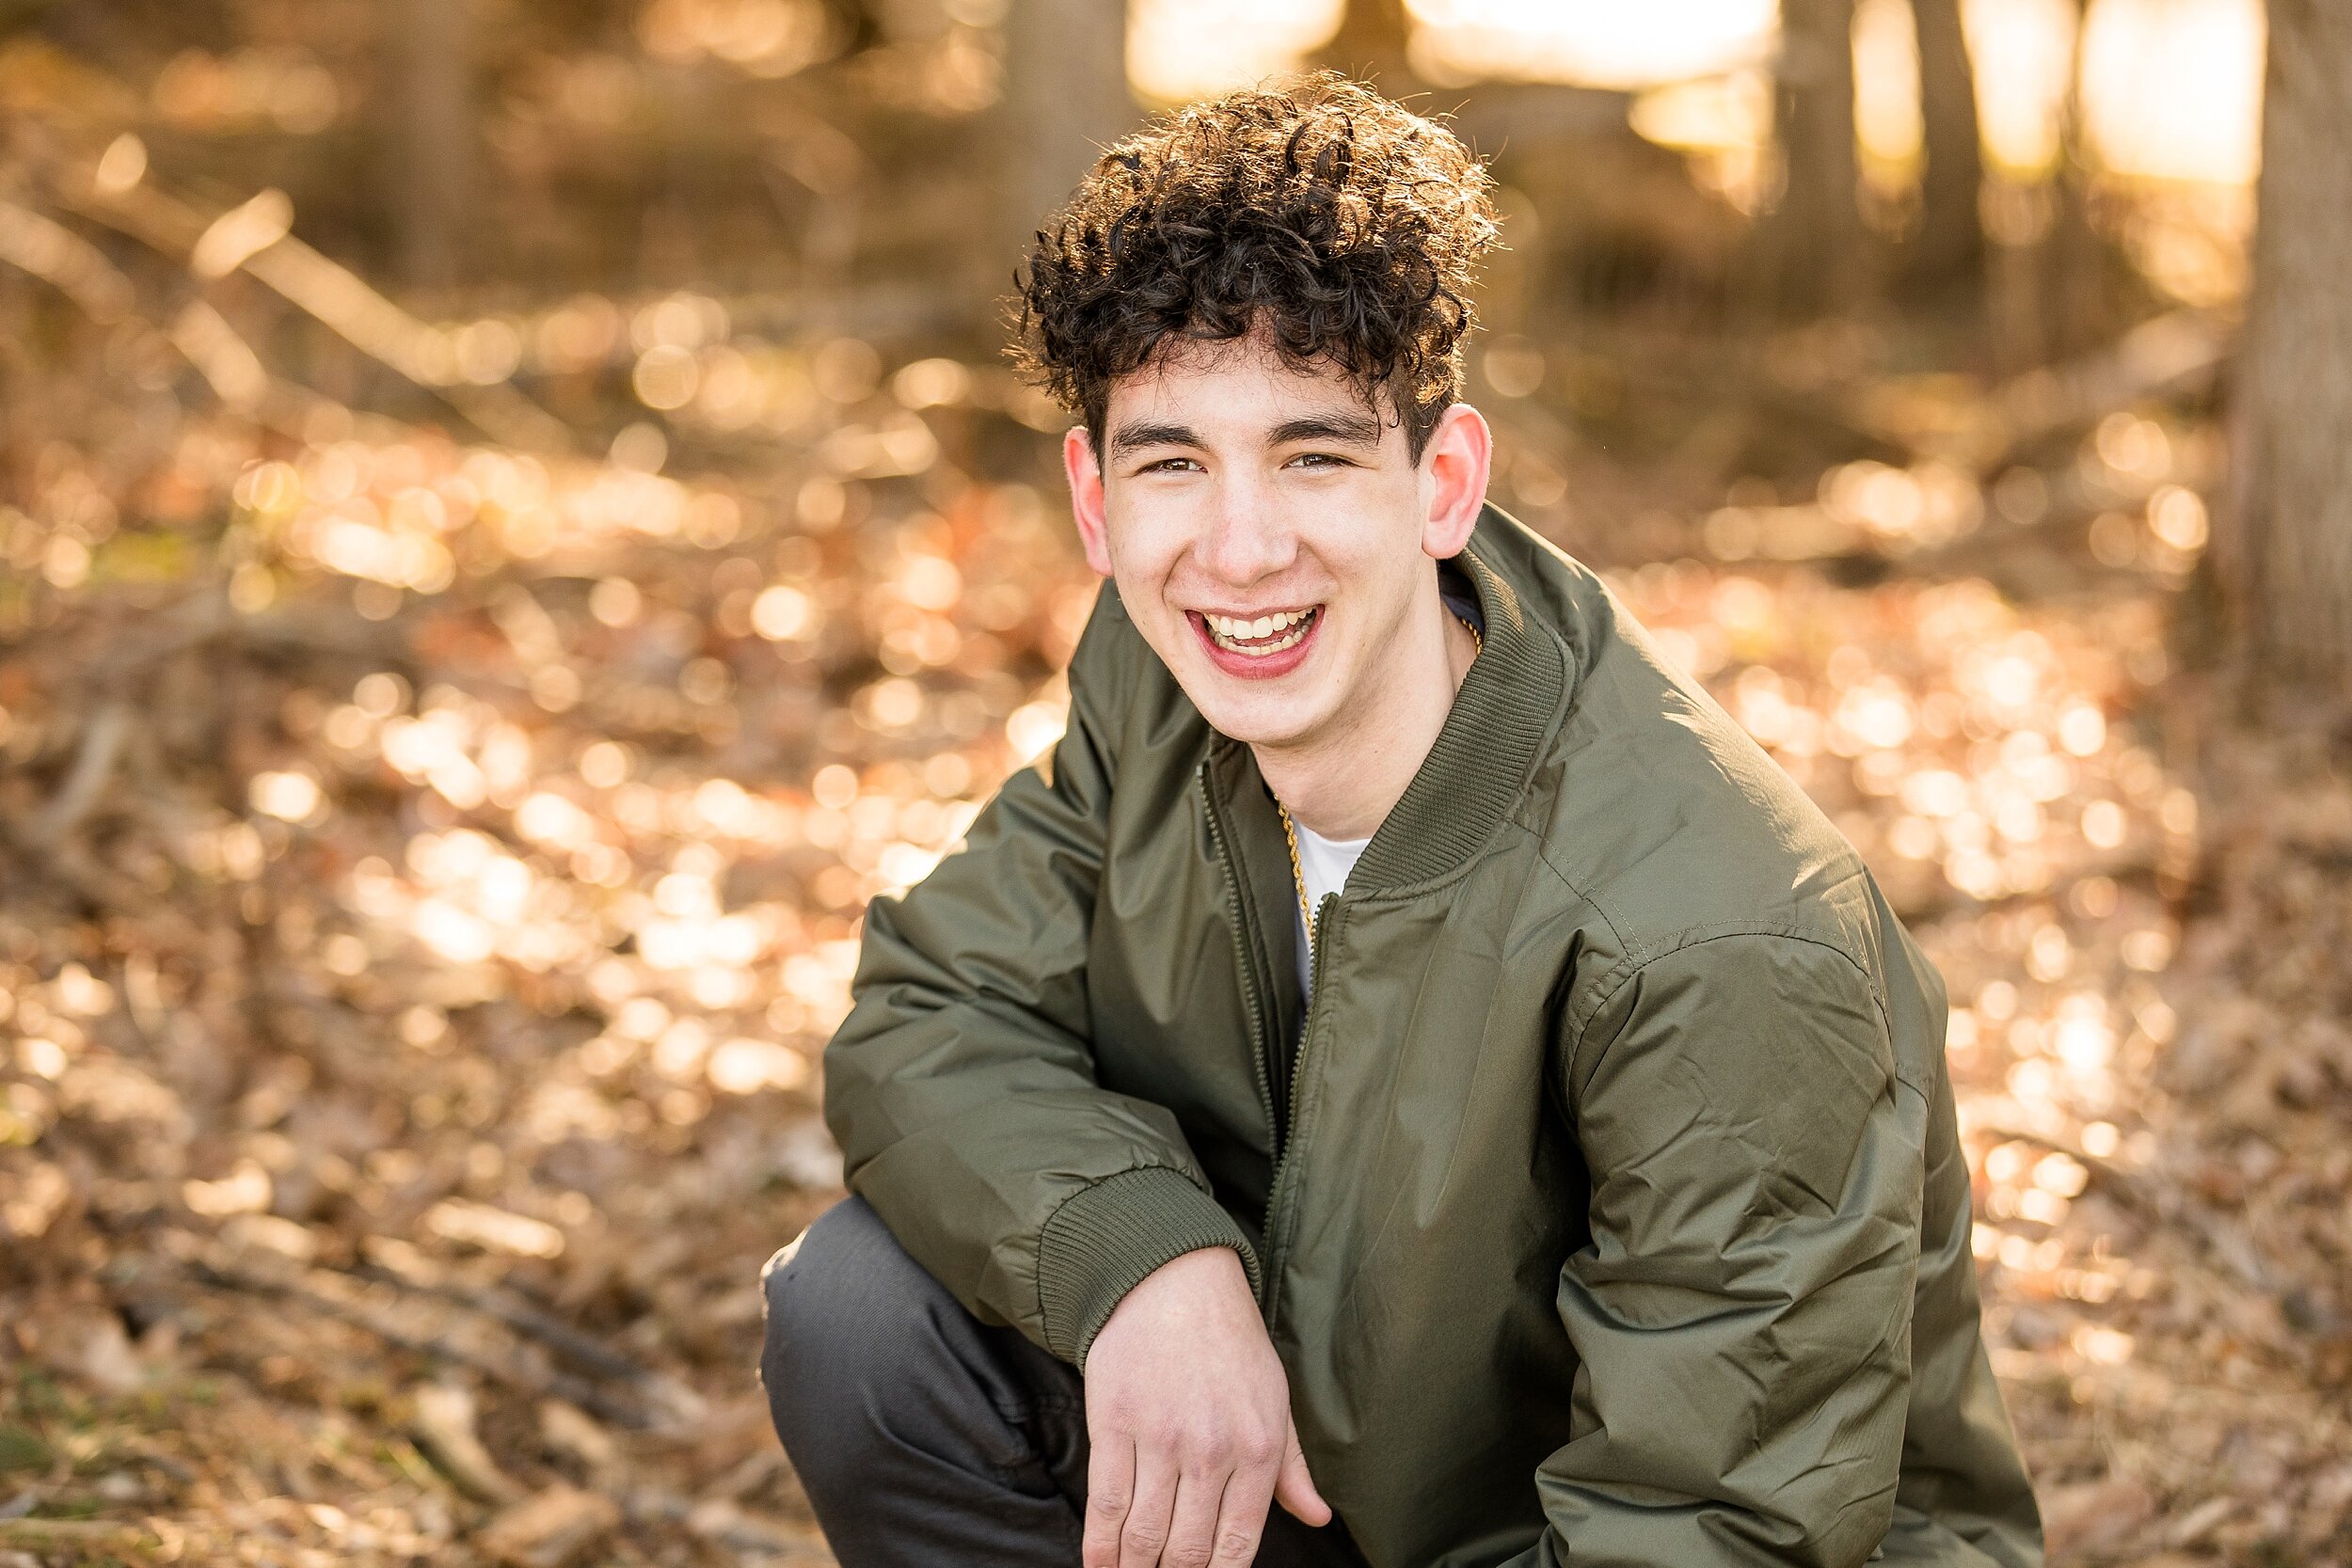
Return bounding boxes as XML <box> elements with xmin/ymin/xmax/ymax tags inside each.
<box><xmin>1036</xmin><ymin>1166</ymin><xmax>1260</xmax><ymax>1367</ymax></box>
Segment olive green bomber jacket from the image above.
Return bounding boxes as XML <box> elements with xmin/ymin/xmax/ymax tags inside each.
<box><xmin>823</xmin><ymin>504</ymin><xmax>2042</xmax><ymax>1568</ymax></box>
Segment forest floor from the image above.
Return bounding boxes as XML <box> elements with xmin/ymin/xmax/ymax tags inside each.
<box><xmin>3</xmin><ymin>348</ymin><xmax>2350</xmax><ymax>1568</ymax></box>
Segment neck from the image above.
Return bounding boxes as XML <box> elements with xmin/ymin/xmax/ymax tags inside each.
<box><xmin>1253</xmin><ymin>586</ymin><xmax>1478</xmax><ymax>841</ymax></box>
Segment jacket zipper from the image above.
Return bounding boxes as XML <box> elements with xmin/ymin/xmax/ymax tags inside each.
<box><xmin>1263</xmin><ymin>890</ymin><xmax>1337</xmax><ymax>1333</ymax></box>
<box><xmin>1199</xmin><ymin>757</ymin><xmax>1338</xmax><ymax>1330</ymax></box>
<box><xmin>1199</xmin><ymin>762</ymin><xmax>1279</xmax><ymax>1170</ymax></box>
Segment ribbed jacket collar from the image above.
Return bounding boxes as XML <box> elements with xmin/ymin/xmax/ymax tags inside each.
<box><xmin>1208</xmin><ymin>502</ymin><xmax>1573</xmax><ymax>895</ymax></box>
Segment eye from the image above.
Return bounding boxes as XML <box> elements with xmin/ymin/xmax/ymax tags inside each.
<box><xmin>1286</xmin><ymin>451</ymin><xmax>1351</xmax><ymax>469</ymax></box>
<box><xmin>1138</xmin><ymin>456</ymin><xmax>1201</xmax><ymax>474</ymax></box>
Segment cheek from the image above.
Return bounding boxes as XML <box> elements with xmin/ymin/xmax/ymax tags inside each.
<box><xmin>1097</xmin><ymin>529</ymin><xmax>1186</xmax><ymax>649</ymax></box>
<box><xmin>1295</xmin><ymin>477</ymin><xmax>1420</xmax><ymax>580</ymax></box>
<box><xmin>1303</xmin><ymin>527</ymin><xmax>1407</xmax><ymax>610</ymax></box>
<box><xmin>1103</xmin><ymin>506</ymin><xmax>1191</xmax><ymax>592</ymax></box>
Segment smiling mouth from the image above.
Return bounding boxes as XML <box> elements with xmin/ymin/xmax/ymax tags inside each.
<box><xmin>1196</xmin><ymin>606</ymin><xmax>1320</xmax><ymax>657</ymax></box>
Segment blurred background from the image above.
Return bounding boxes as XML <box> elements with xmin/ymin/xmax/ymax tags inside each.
<box><xmin>3</xmin><ymin>1</ymin><xmax>2349</xmax><ymax>1563</ymax></box>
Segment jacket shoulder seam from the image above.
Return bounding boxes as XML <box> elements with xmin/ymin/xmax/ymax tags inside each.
<box><xmin>1511</xmin><ymin>822</ymin><xmax>1633</xmax><ymax>959</ymax></box>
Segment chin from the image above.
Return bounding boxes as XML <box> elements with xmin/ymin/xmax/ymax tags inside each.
<box><xmin>1177</xmin><ymin>669</ymin><xmax>1329</xmax><ymax>748</ymax></box>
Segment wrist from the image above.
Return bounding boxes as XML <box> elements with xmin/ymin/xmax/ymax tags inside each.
<box><xmin>1035</xmin><ymin>1166</ymin><xmax>1260</xmax><ymax>1366</ymax></box>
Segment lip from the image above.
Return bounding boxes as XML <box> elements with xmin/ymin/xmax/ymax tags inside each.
<box><xmin>1186</xmin><ymin>605</ymin><xmax>1322</xmax><ymax>681</ymax></box>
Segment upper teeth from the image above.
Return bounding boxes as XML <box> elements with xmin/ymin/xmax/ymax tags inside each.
<box><xmin>1207</xmin><ymin>609</ymin><xmax>1310</xmax><ymax>640</ymax></box>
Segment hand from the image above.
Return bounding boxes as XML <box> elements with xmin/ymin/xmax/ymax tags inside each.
<box><xmin>1081</xmin><ymin>1246</ymin><xmax>1330</xmax><ymax>1567</ymax></box>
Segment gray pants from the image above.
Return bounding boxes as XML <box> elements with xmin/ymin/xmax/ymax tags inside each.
<box><xmin>760</xmin><ymin>1196</ymin><xmax>1371</xmax><ymax>1568</ymax></box>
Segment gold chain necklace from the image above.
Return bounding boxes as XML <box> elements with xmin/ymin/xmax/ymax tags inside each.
<box><xmin>1279</xmin><ymin>610</ymin><xmax>1482</xmax><ymax>969</ymax></box>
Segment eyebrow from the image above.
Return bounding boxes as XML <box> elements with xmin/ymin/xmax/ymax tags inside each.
<box><xmin>1104</xmin><ymin>409</ymin><xmax>1385</xmax><ymax>458</ymax></box>
<box><xmin>1105</xmin><ymin>420</ymin><xmax>1197</xmax><ymax>457</ymax></box>
<box><xmin>1266</xmin><ymin>411</ymin><xmax>1383</xmax><ymax>449</ymax></box>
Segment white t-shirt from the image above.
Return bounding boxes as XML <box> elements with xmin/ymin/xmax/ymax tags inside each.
<box><xmin>1291</xmin><ymin>818</ymin><xmax>1371</xmax><ymax>997</ymax></box>
<box><xmin>1280</xmin><ymin>571</ymin><xmax>1484</xmax><ymax>1001</ymax></box>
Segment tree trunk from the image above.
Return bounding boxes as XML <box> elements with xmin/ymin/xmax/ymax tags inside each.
<box><xmin>2226</xmin><ymin>0</ymin><xmax>2352</xmax><ymax>688</ymax></box>
<box><xmin>1762</xmin><ymin>0</ymin><xmax>1865</xmax><ymax>315</ymax></box>
<box><xmin>1901</xmin><ymin>0</ymin><xmax>1983</xmax><ymax>293</ymax></box>
<box><xmin>390</xmin><ymin>0</ymin><xmax>473</xmax><ymax>293</ymax></box>
<box><xmin>2039</xmin><ymin>0</ymin><xmax>2112</xmax><ymax>360</ymax></box>
<box><xmin>998</xmin><ymin>0</ymin><xmax>1133</xmax><ymax>292</ymax></box>
<box><xmin>1315</xmin><ymin>0</ymin><xmax>1417</xmax><ymax>93</ymax></box>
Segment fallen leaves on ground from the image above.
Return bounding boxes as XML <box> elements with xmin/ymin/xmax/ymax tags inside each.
<box><xmin>2</xmin><ymin>341</ymin><xmax>2347</xmax><ymax>1566</ymax></box>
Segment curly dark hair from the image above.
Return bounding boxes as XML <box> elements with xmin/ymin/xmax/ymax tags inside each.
<box><xmin>1010</xmin><ymin>71</ymin><xmax>1501</xmax><ymax>465</ymax></box>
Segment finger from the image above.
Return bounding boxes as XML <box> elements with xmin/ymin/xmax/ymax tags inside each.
<box><xmin>1082</xmin><ymin>1434</ymin><xmax>1134</xmax><ymax>1568</ymax></box>
<box><xmin>1206</xmin><ymin>1450</ymin><xmax>1278</xmax><ymax>1566</ymax></box>
<box><xmin>1272</xmin><ymin>1418</ymin><xmax>1331</xmax><ymax>1528</ymax></box>
<box><xmin>1117</xmin><ymin>1449</ymin><xmax>1179</xmax><ymax>1568</ymax></box>
<box><xmin>1163</xmin><ymin>1462</ymin><xmax>1229</xmax><ymax>1568</ymax></box>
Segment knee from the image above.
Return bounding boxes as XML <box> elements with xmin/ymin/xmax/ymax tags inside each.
<box><xmin>762</xmin><ymin>1193</ymin><xmax>931</xmax><ymax>1338</ymax></box>
<box><xmin>758</xmin><ymin>1196</ymin><xmax>936</xmax><ymax>1446</ymax></box>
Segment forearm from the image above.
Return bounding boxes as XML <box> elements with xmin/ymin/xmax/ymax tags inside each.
<box><xmin>845</xmin><ymin>1096</ymin><xmax>1257</xmax><ymax>1362</ymax></box>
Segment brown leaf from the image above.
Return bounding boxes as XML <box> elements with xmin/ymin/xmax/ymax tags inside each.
<box><xmin>476</xmin><ymin>1484</ymin><xmax>622</xmax><ymax>1568</ymax></box>
<box><xmin>2040</xmin><ymin>1477</ymin><xmax>2158</xmax><ymax>1559</ymax></box>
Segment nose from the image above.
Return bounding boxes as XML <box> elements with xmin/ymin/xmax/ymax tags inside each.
<box><xmin>1196</xmin><ymin>477</ymin><xmax>1295</xmax><ymax>588</ymax></box>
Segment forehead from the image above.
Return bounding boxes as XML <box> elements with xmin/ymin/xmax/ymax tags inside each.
<box><xmin>1106</xmin><ymin>334</ymin><xmax>1391</xmax><ymax>434</ymax></box>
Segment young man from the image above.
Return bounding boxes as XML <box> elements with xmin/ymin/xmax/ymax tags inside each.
<box><xmin>760</xmin><ymin>74</ymin><xmax>2042</xmax><ymax>1568</ymax></box>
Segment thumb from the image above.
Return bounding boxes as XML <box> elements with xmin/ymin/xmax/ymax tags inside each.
<box><xmin>1273</xmin><ymin>1416</ymin><xmax>1331</xmax><ymax>1527</ymax></box>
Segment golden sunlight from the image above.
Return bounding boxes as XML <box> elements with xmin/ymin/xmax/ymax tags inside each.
<box><xmin>1126</xmin><ymin>0</ymin><xmax>2265</xmax><ymax>190</ymax></box>
<box><xmin>1406</xmin><ymin>0</ymin><xmax>1777</xmax><ymax>88</ymax></box>
<box><xmin>1854</xmin><ymin>0</ymin><xmax>1924</xmax><ymax>185</ymax></box>
<box><xmin>1126</xmin><ymin>0</ymin><xmax>1343</xmax><ymax>103</ymax></box>
<box><xmin>2080</xmin><ymin>0</ymin><xmax>2263</xmax><ymax>183</ymax></box>
<box><xmin>1963</xmin><ymin>0</ymin><xmax>2079</xmax><ymax>174</ymax></box>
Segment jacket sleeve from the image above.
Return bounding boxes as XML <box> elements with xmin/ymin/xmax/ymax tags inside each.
<box><xmin>821</xmin><ymin>586</ymin><xmax>1257</xmax><ymax>1368</ymax></box>
<box><xmin>1514</xmin><ymin>930</ymin><xmax>1925</xmax><ymax>1568</ymax></box>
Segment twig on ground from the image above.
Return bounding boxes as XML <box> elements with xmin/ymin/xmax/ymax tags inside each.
<box><xmin>411</xmin><ymin>1383</ymin><xmax>524</xmax><ymax>1505</ymax></box>
<box><xmin>353</xmin><ymin>1256</ymin><xmax>707</xmax><ymax>1424</ymax></box>
<box><xmin>624</xmin><ymin>1487</ymin><xmax>833</xmax><ymax>1562</ymax></box>
<box><xmin>174</xmin><ymin>1244</ymin><xmax>672</xmax><ymax>1430</ymax></box>
<box><xmin>29</xmin><ymin>702</ymin><xmax>134</xmax><ymax>840</ymax></box>
<box><xmin>0</xmin><ymin>1516</ymin><xmax>157</xmax><ymax>1548</ymax></box>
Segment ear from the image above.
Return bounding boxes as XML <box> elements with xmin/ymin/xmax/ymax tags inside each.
<box><xmin>1418</xmin><ymin>402</ymin><xmax>1492</xmax><ymax>561</ymax></box>
<box><xmin>1064</xmin><ymin>425</ymin><xmax>1115</xmax><ymax>578</ymax></box>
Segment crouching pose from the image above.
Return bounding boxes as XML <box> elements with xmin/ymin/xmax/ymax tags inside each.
<box><xmin>761</xmin><ymin>72</ymin><xmax>2042</xmax><ymax>1568</ymax></box>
